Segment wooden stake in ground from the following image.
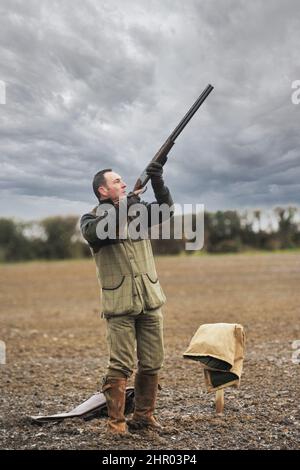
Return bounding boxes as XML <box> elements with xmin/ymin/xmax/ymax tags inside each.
<box><xmin>215</xmin><ymin>389</ymin><xmax>224</xmax><ymax>414</ymax></box>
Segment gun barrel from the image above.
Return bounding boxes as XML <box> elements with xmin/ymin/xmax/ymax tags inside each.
<box><xmin>132</xmin><ymin>84</ymin><xmax>214</xmax><ymax>191</ymax></box>
<box><xmin>171</xmin><ymin>84</ymin><xmax>214</xmax><ymax>141</ymax></box>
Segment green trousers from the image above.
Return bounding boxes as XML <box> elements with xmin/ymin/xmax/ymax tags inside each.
<box><xmin>105</xmin><ymin>307</ymin><xmax>164</xmax><ymax>378</ymax></box>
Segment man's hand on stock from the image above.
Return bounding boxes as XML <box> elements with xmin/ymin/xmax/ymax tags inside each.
<box><xmin>146</xmin><ymin>161</ymin><xmax>164</xmax><ymax>179</ymax></box>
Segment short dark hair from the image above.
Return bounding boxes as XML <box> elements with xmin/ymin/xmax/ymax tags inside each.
<box><xmin>93</xmin><ymin>168</ymin><xmax>112</xmax><ymax>201</ymax></box>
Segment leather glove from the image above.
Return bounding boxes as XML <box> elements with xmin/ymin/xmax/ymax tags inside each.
<box><xmin>146</xmin><ymin>161</ymin><xmax>164</xmax><ymax>179</ymax></box>
<box><xmin>126</xmin><ymin>192</ymin><xmax>141</xmax><ymax>208</ymax></box>
<box><xmin>146</xmin><ymin>161</ymin><xmax>169</xmax><ymax>199</ymax></box>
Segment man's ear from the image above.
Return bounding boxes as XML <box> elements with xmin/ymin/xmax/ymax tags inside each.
<box><xmin>98</xmin><ymin>185</ymin><xmax>108</xmax><ymax>199</ymax></box>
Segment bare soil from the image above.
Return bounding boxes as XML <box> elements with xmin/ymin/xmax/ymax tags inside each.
<box><xmin>0</xmin><ymin>253</ymin><xmax>299</xmax><ymax>450</ymax></box>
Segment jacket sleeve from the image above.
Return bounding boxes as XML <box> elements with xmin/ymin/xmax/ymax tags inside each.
<box><xmin>145</xmin><ymin>186</ymin><xmax>174</xmax><ymax>227</ymax></box>
<box><xmin>80</xmin><ymin>204</ymin><xmax>124</xmax><ymax>249</ymax></box>
<box><xmin>80</xmin><ymin>212</ymin><xmax>100</xmax><ymax>244</ymax></box>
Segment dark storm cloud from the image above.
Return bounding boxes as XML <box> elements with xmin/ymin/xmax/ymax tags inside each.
<box><xmin>0</xmin><ymin>0</ymin><xmax>299</xmax><ymax>218</ymax></box>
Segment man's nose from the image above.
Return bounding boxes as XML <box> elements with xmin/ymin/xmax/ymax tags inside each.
<box><xmin>122</xmin><ymin>181</ymin><xmax>127</xmax><ymax>188</ymax></box>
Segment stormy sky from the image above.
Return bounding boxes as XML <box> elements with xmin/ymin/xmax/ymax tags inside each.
<box><xmin>0</xmin><ymin>0</ymin><xmax>299</xmax><ymax>219</ymax></box>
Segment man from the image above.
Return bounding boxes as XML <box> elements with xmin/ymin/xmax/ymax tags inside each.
<box><xmin>80</xmin><ymin>162</ymin><xmax>173</xmax><ymax>435</ymax></box>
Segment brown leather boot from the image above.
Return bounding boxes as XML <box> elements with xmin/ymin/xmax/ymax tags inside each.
<box><xmin>102</xmin><ymin>376</ymin><xmax>128</xmax><ymax>435</ymax></box>
<box><xmin>127</xmin><ymin>372</ymin><xmax>162</xmax><ymax>430</ymax></box>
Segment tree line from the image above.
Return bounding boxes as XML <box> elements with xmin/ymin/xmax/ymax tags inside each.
<box><xmin>0</xmin><ymin>207</ymin><xmax>299</xmax><ymax>262</ymax></box>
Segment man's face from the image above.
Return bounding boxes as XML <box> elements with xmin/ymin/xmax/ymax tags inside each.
<box><xmin>99</xmin><ymin>171</ymin><xmax>127</xmax><ymax>202</ymax></box>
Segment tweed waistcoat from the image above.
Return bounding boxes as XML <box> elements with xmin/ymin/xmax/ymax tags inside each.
<box><xmin>93</xmin><ymin>234</ymin><xmax>166</xmax><ymax>317</ymax></box>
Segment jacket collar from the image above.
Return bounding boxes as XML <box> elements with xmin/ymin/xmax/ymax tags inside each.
<box><xmin>99</xmin><ymin>197</ymin><xmax>115</xmax><ymax>206</ymax></box>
